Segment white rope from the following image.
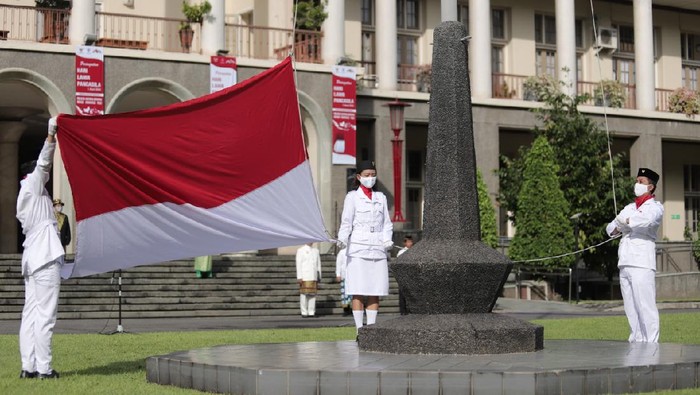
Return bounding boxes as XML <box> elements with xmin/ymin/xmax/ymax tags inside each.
<box><xmin>589</xmin><ymin>0</ymin><xmax>619</xmax><ymax>215</ymax></box>
<box><xmin>511</xmin><ymin>234</ymin><xmax>621</xmax><ymax>264</ymax></box>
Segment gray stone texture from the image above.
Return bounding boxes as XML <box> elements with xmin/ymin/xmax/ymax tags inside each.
<box><xmin>372</xmin><ymin>21</ymin><xmax>540</xmax><ymax>355</ymax></box>
<box><xmin>359</xmin><ymin>315</ymin><xmax>543</xmax><ymax>354</ymax></box>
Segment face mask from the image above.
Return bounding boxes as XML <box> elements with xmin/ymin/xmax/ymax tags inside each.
<box><xmin>54</xmin><ymin>206</ymin><xmax>63</xmax><ymax>213</ymax></box>
<box><xmin>634</xmin><ymin>183</ymin><xmax>649</xmax><ymax>197</ymax></box>
<box><xmin>360</xmin><ymin>176</ymin><xmax>376</xmax><ymax>188</ymax></box>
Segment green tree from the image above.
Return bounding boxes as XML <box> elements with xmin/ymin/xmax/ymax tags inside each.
<box><xmin>477</xmin><ymin>169</ymin><xmax>499</xmax><ymax>249</ymax></box>
<box><xmin>293</xmin><ymin>0</ymin><xmax>328</xmax><ymax>31</ymax></box>
<box><xmin>499</xmin><ymin>76</ymin><xmax>633</xmax><ymax>274</ymax></box>
<box><xmin>508</xmin><ymin>136</ymin><xmax>575</xmax><ymax>268</ymax></box>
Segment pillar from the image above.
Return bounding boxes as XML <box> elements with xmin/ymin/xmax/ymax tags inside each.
<box><xmin>69</xmin><ymin>0</ymin><xmax>95</xmax><ymax>46</ymax></box>
<box><xmin>634</xmin><ymin>0</ymin><xmax>655</xmax><ymax>111</ymax></box>
<box><xmin>0</xmin><ymin>122</ymin><xmax>26</xmax><ymax>253</ymax></box>
<box><xmin>441</xmin><ymin>0</ymin><xmax>458</xmax><ymax>22</ymax></box>
<box><xmin>376</xmin><ymin>0</ymin><xmax>397</xmax><ymax>91</ymax></box>
<box><xmin>202</xmin><ymin>0</ymin><xmax>225</xmax><ymax>56</ymax></box>
<box><xmin>322</xmin><ymin>0</ymin><xmax>345</xmax><ymax>65</ymax></box>
<box><xmin>630</xmin><ymin>133</ymin><xmax>663</xmax><ymax>201</ymax></box>
<box><xmin>469</xmin><ymin>0</ymin><xmax>491</xmax><ymax>98</ymax></box>
<box><xmin>556</xmin><ymin>0</ymin><xmax>577</xmax><ymax>96</ymax></box>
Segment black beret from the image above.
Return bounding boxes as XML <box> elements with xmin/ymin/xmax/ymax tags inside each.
<box><xmin>356</xmin><ymin>160</ymin><xmax>376</xmax><ymax>173</ymax></box>
<box><xmin>637</xmin><ymin>168</ymin><xmax>659</xmax><ymax>184</ymax></box>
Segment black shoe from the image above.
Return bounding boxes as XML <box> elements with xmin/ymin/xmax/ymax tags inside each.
<box><xmin>19</xmin><ymin>370</ymin><xmax>36</xmax><ymax>379</ymax></box>
<box><xmin>38</xmin><ymin>370</ymin><xmax>59</xmax><ymax>379</ymax></box>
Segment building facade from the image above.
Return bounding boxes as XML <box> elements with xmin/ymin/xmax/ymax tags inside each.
<box><xmin>0</xmin><ymin>0</ymin><xmax>699</xmax><ymax>256</ymax></box>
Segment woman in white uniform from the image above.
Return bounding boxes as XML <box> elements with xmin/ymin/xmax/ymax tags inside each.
<box><xmin>337</xmin><ymin>160</ymin><xmax>393</xmax><ymax>332</ymax></box>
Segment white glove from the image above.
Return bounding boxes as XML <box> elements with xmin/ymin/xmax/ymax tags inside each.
<box><xmin>48</xmin><ymin>116</ymin><xmax>58</xmax><ymax>136</ymax></box>
<box><xmin>383</xmin><ymin>240</ymin><xmax>393</xmax><ymax>251</ymax></box>
<box><xmin>336</xmin><ymin>240</ymin><xmax>346</xmax><ymax>250</ymax></box>
<box><xmin>615</xmin><ymin>214</ymin><xmax>628</xmax><ymax>228</ymax></box>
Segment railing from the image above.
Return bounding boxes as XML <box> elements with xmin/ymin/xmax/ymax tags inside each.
<box><xmin>225</xmin><ymin>24</ymin><xmax>322</xmax><ymax>63</ymax></box>
<box><xmin>577</xmin><ymin>80</ymin><xmax>636</xmax><ymax>109</ymax></box>
<box><xmin>357</xmin><ymin>61</ymin><xmax>420</xmax><ymax>91</ymax></box>
<box><xmin>96</xmin><ymin>11</ymin><xmax>193</xmax><ymax>52</ymax></box>
<box><xmin>492</xmin><ymin>73</ymin><xmax>527</xmax><ymax>99</ymax></box>
<box><xmin>0</xmin><ymin>5</ymin><xmax>70</xmax><ymax>43</ymax></box>
<box><xmin>655</xmin><ymin>88</ymin><xmax>673</xmax><ymax>112</ymax></box>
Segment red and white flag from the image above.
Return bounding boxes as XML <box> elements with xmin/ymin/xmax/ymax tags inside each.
<box><xmin>57</xmin><ymin>57</ymin><xmax>330</xmax><ymax>278</ymax></box>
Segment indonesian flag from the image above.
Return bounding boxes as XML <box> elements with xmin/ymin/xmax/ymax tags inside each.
<box><xmin>58</xmin><ymin>57</ymin><xmax>330</xmax><ymax>278</ymax></box>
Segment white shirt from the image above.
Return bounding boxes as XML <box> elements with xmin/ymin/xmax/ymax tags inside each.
<box><xmin>16</xmin><ymin>141</ymin><xmax>64</xmax><ymax>275</ymax></box>
<box><xmin>337</xmin><ymin>188</ymin><xmax>393</xmax><ymax>259</ymax></box>
<box><xmin>606</xmin><ymin>198</ymin><xmax>664</xmax><ymax>270</ymax></box>
<box><xmin>296</xmin><ymin>244</ymin><xmax>322</xmax><ymax>281</ymax></box>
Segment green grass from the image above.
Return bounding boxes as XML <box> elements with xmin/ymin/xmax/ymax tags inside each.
<box><xmin>1</xmin><ymin>313</ymin><xmax>699</xmax><ymax>394</ymax></box>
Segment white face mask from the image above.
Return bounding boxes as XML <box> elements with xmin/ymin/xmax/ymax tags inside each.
<box><xmin>54</xmin><ymin>206</ymin><xmax>63</xmax><ymax>213</ymax></box>
<box><xmin>634</xmin><ymin>183</ymin><xmax>649</xmax><ymax>197</ymax></box>
<box><xmin>360</xmin><ymin>176</ymin><xmax>376</xmax><ymax>188</ymax></box>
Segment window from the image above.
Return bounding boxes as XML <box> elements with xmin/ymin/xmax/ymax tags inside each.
<box><xmin>536</xmin><ymin>49</ymin><xmax>557</xmax><ymax>77</ymax></box>
<box><xmin>617</xmin><ymin>24</ymin><xmax>634</xmax><ymax>53</ymax></box>
<box><xmin>458</xmin><ymin>4</ymin><xmax>468</xmax><ymax>32</ymax></box>
<box><xmin>492</xmin><ymin>9</ymin><xmax>505</xmax><ymax>40</ymax></box>
<box><xmin>685</xmin><ymin>164</ymin><xmax>700</xmax><ymax>235</ymax></box>
<box><xmin>535</xmin><ymin>14</ymin><xmax>556</xmax><ymax>45</ymax></box>
<box><xmin>361</xmin><ymin>0</ymin><xmax>373</xmax><ymax>26</ymax></box>
<box><xmin>576</xmin><ymin>19</ymin><xmax>583</xmax><ymax>48</ymax></box>
<box><xmin>681</xmin><ymin>33</ymin><xmax>700</xmax><ymax>61</ymax></box>
<box><xmin>398</xmin><ymin>0</ymin><xmax>420</xmax><ymax>30</ymax></box>
<box><xmin>613</xmin><ymin>58</ymin><xmax>635</xmax><ymax>84</ymax></box>
<box><xmin>492</xmin><ymin>46</ymin><xmax>503</xmax><ymax>73</ymax></box>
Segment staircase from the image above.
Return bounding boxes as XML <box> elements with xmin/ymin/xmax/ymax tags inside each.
<box><xmin>0</xmin><ymin>254</ymin><xmax>399</xmax><ymax>320</ymax></box>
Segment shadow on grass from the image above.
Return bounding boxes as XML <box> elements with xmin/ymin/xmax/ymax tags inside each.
<box><xmin>66</xmin><ymin>359</ymin><xmax>145</xmax><ymax>376</ymax></box>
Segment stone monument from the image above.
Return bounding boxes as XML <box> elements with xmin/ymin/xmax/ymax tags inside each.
<box><xmin>359</xmin><ymin>21</ymin><xmax>543</xmax><ymax>354</ymax></box>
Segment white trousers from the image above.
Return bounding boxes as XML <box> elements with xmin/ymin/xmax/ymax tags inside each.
<box><xmin>300</xmin><ymin>294</ymin><xmax>316</xmax><ymax>316</ymax></box>
<box><xmin>619</xmin><ymin>266</ymin><xmax>659</xmax><ymax>343</ymax></box>
<box><xmin>20</xmin><ymin>261</ymin><xmax>61</xmax><ymax>374</ymax></box>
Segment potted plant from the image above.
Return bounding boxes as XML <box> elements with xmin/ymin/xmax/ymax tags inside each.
<box><xmin>522</xmin><ymin>74</ymin><xmax>558</xmax><ymax>101</ymax></box>
<box><xmin>35</xmin><ymin>0</ymin><xmax>70</xmax><ymax>43</ymax></box>
<box><xmin>667</xmin><ymin>87</ymin><xmax>700</xmax><ymax>118</ymax></box>
<box><xmin>593</xmin><ymin>79</ymin><xmax>627</xmax><ymax>108</ymax></box>
<box><xmin>416</xmin><ymin>64</ymin><xmax>431</xmax><ymax>93</ymax></box>
<box><xmin>179</xmin><ymin>0</ymin><xmax>211</xmax><ymax>53</ymax></box>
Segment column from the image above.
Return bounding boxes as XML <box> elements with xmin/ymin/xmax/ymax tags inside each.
<box><xmin>634</xmin><ymin>0</ymin><xmax>655</xmax><ymax>111</ymax></box>
<box><xmin>376</xmin><ymin>0</ymin><xmax>397</xmax><ymax>91</ymax></box>
<box><xmin>630</xmin><ymin>133</ymin><xmax>663</xmax><ymax>200</ymax></box>
<box><xmin>202</xmin><ymin>0</ymin><xmax>225</xmax><ymax>56</ymax></box>
<box><xmin>0</xmin><ymin>122</ymin><xmax>26</xmax><ymax>253</ymax></box>
<box><xmin>68</xmin><ymin>0</ymin><xmax>95</xmax><ymax>46</ymax></box>
<box><xmin>469</xmin><ymin>0</ymin><xmax>491</xmax><ymax>98</ymax></box>
<box><xmin>556</xmin><ymin>0</ymin><xmax>577</xmax><ymax>96</ymax></box>
<box><xmin>322</xmin><ymin>0</ymin><xmax>345</xmax><ymax>65</ymax></box>
<box><xmin>441</xmin><ymin>0</ymin><xmax>458</xmax><ymax>22</ymax></box>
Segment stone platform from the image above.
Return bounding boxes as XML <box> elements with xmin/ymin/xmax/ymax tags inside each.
<box><xmin>147</xmin><ymin>340</ymin><xmax>700</xmax><ymax>394</ymax></box>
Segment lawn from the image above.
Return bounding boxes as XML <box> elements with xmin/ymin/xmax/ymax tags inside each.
<box><xmin>1</xmin><ymin>313</ymin><xmax>699</xmax><ymax>395</ymax></box>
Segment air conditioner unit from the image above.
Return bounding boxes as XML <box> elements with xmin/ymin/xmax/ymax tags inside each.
<box><xmin>597</xmin><ymin>27</ymin><xmax>618</xmax><ymax>50</ymax></box>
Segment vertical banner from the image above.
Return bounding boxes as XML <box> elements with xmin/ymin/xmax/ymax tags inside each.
<box><xmin>75</xmin><ymin>46</ymin><xmax>105</xmax><ymax>116</ymax></box>
<box><xmin>331</xmin><ymin>65</ymin><xmax>357</xmax><ymax>165</ymax></box>
<box><xmin>210</xmin><ymin>56</ymin><xmax>238</xmax><ymax>93</ymax></box>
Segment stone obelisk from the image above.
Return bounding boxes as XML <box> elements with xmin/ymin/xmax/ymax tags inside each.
<box><xmin>359</xmin><ymin>21</ymin><xmax>543</xmax><ymax>355</ymax></box>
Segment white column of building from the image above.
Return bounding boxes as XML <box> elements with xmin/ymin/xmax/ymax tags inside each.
<box><xmin>469</xmin><ymin>0</ymin><xmax>491</xmax><ymax>98</ymax></box>
<box><xmin>0</xmin><ymin>122</ymin><xmax>26</xmax><ymax>253</ymax></box>
<box><xmin>556</xmin><ymin>0</ymin><xmax>577</xmax><ymax>96</ymax></box>
<box><xmin>634</xmin><ymin>0</ymin><xmax>655</xmax><ymax>111</ymax></box>
<box><xmin>68</xmin><ymin>0</ymin><xmax>95</xmax><ymax>46</ymax></box>
<box><xmin>322</xmin><ymin>0</ymin><xmax>345</xmax><ymax>65</ymax></box>
<box><xmin>202</xmin><ymin>0</ymin><xmax>225</xmax><ymax>56</ymax></box>
<box><xmin>441</xmin><ymin>0</ymin><xmax>458</xmax><ymax>22</ymax></box>
<box><xmin>376</xmin><ymin>0</ymin><xmax>397</xmax><ymax>91</ymax></box>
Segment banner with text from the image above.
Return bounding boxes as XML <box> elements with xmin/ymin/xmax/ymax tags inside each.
<box><xmin>210</xmin><ymin>56</ymin><xmax>238</xmax><ymax>93</ymax></box>
<box><xmin>331</xmin><ymin>65</ymin><xmax>357</xmax><ymax>165</ymax></box>
<box><xmin>75</xmin><ymin>46</ymin><xmax>105</xmax><ymax>116</ymax></box>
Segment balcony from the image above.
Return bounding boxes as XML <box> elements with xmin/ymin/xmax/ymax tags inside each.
<box><xmin>0</xmin><ymin>4</ymin><xmax>323</xmax><ymax>62</ymax></box>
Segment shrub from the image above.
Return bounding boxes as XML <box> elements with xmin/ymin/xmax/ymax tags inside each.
<box><xmin>181</xmin><ymin>0</ymin><xmax>212</xmax><ymax>30</ymax></box>
<box><xmin>416</xmin><ymin>64</ymin><xmax>431</xmax><ymax>93</ymax></box>
<box><xmin>594</xmin><ymin>79</ymin><xmax>627</xmax><ymax>108</ymax></box>
<box><xmin>477</xmin><ymin>169</ymin><xmax>499</xmax><ymax>249</ymax></box>
<box><xmin>523</xmin><ymin>74</ymin><xmax>559</xmax><ymax>101</ymax></box>
<box><xmin>667</xmin><ymin>87</ymin><xmax>700</xmax><ymax>118</ymax></box>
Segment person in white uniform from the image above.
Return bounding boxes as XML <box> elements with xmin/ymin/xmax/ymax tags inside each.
<box><xmin>337</xmin><ymin>160</ymin><xmax>393</xmax><ymax>332</ymax></box>
<box><xmin>16</xmin><ymin>116</ymin><xmax>64</xmax><ymax>379</ymax></box>
<box><xmin>606</xmin><ymin>167</ymin><xmax>664</xmax><ymax>343</ymax></box>
<box><xmin>296</xmin><ymin>242</ymin><xmax>322</xmax><ymax>317</ymax></box>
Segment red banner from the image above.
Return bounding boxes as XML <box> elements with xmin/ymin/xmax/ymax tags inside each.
<box><xmin>210</xmin><ymin>56</ymin><xmax>238</xmax><ymax>93</ymax></box>
<box><xmin>75</xmin><ymin>46</ymin><xmax>105</xmax><ymax>116</ymax></box>
<box><xmin>331</xmin><ymin>66</ymin><xmax>357</xmax><ymax>165</ymax></box>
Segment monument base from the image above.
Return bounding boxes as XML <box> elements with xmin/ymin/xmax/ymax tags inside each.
<box><xmin>358</xmin><ymin>314</ymin><xmax>543</xmax><ymax>354</ymax></box>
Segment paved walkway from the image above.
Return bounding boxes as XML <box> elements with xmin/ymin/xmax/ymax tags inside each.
<box><xmin>0</xmin><ymin>298</ymin><xmax>695</xmax><ymax>335</ymax></box>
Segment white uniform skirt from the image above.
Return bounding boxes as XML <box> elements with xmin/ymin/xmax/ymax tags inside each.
<box><xmin>344</xmin><ymin>255</ymin><xmax>389</xmax><ymax>296</ymax></box>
